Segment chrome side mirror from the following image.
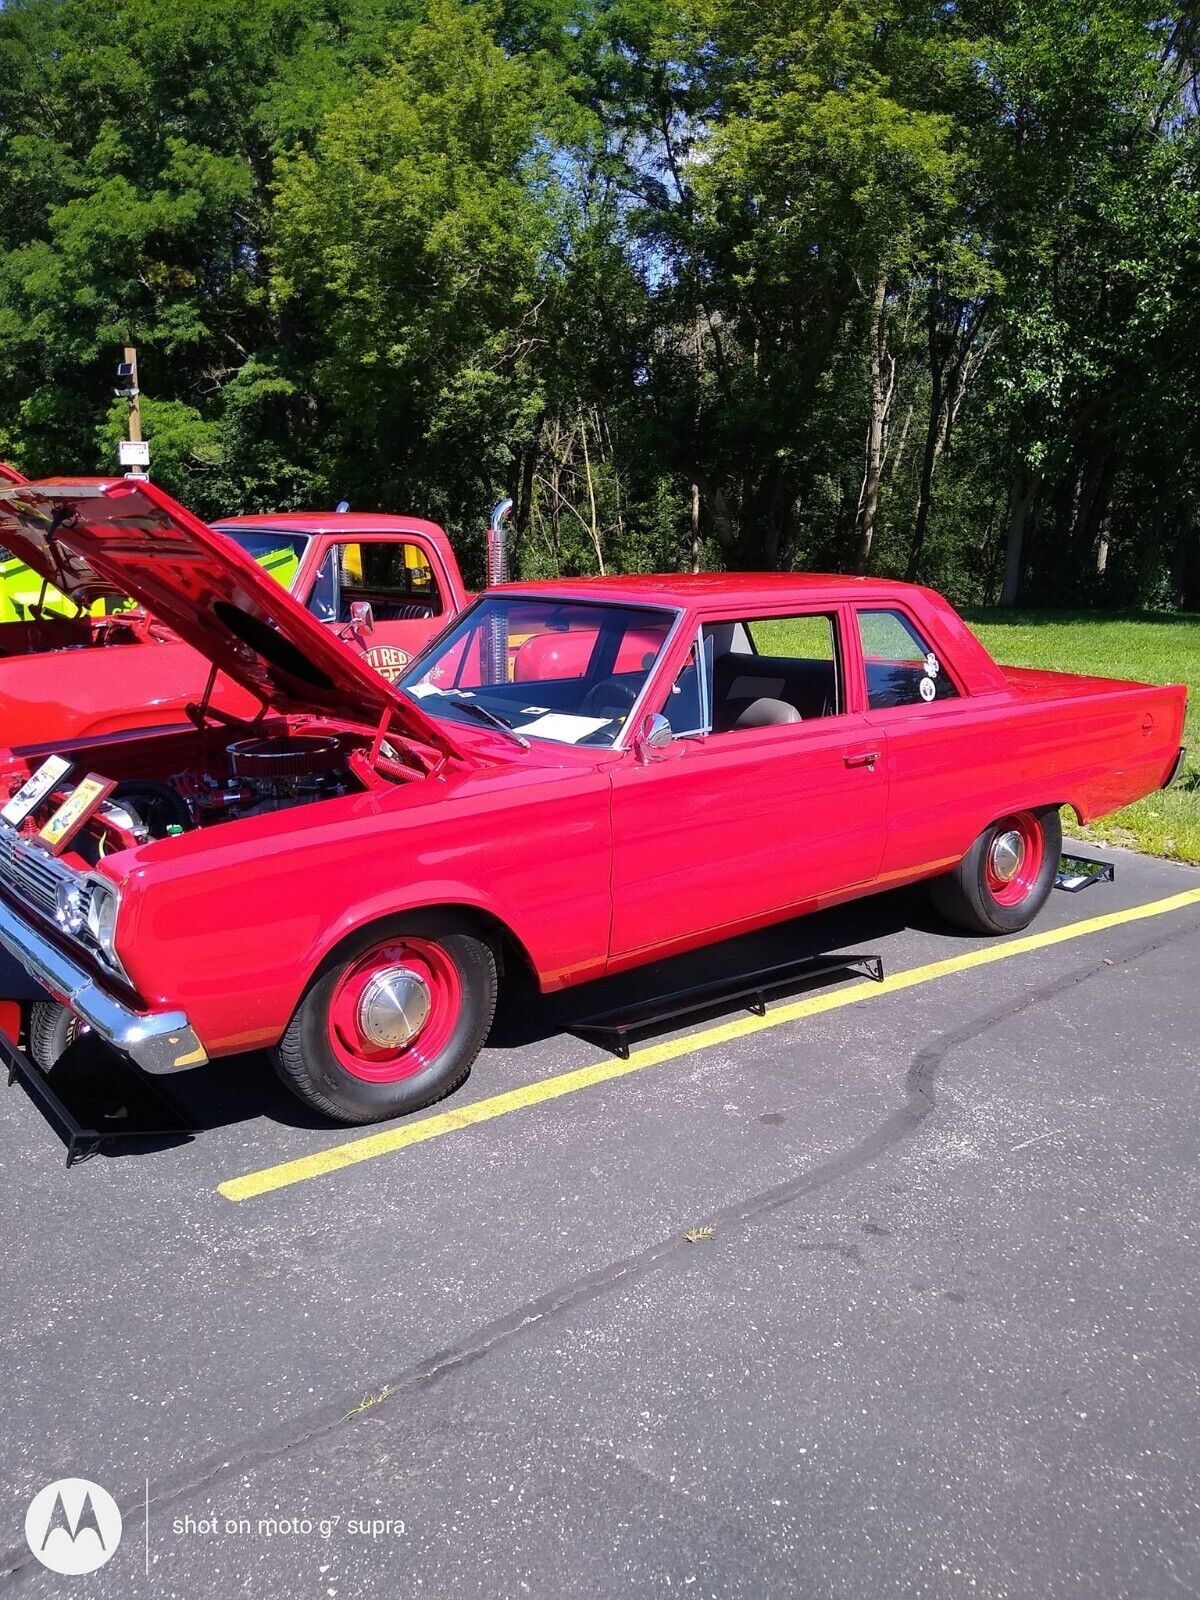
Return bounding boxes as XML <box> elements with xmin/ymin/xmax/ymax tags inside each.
<box><xmin>349</xmin><ymin>600</ymin><xmax>375</xmax><ymax>637</ymax></box>
<box><xmin>634</xmin><ymin>711</ymin><xmax>673</xmax><ymax>763</ymax></box>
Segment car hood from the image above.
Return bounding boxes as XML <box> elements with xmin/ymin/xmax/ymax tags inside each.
<box><xmin>0</xmin><ymin>476</ymin><xmax>466</xmax><ymax>757</ymax></box>
<box><xmin>0</xmin><ymin>463</ymin><xmax>27</xmax><ymax>486</ymax></box>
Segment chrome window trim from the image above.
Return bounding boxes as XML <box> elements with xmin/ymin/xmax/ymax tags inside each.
<box><xmin>611</xmin><ymin>606</ymin><xmax>688</xmax><ymax>753</ymax></box>
<box><xmin>671</xmin><ymin>608</ymin><xmax>848</xmax><ymax>739</ymax></box>
<box><xmin>660</xmin><ymin>629</ymin><xmax>714</xmax><ymax>741</ymax></box>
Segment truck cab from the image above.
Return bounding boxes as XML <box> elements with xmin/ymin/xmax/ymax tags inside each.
<box><xmin>0</xmin><ymin>500</ymin><xmax>471</xmax><ymax>752</ymax></box>
<box><xmin>212</xmin><ymin>513</ymin><xmax>469</xmax><ymax>684</ymax></box>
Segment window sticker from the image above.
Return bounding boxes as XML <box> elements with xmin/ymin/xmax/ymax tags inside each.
<box><xmin>923</xmin><ymin>651</ymin><xmax>940</xmax><ymax>678</ymax></box>
<box><xmin>919</xmin><ymin>676</ymin><xmax>937</xmax><ymax>702</ymax></box>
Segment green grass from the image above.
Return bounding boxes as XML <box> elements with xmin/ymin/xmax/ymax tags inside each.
<box><xmin>964</xmin><ymin>610</ymin><xmax>1198</xmax><ymax>864</ymax></box>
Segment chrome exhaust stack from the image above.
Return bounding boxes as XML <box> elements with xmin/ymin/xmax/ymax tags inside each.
<box><xmin>487</xmin><ymin>497</ymin><xmax>514</xmax><ymax>586</ymax></box>
<box><xmin>486</xmin><ymin>497</ymin><xmax>514</xmax><ymax>687</ymax></box>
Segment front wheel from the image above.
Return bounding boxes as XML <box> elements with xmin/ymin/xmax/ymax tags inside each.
<box><xmin>270</xmin><ymin>917</ymin><xmax>497</xmax><ymax>1125</ymax></box>
<box><xmin>929</xmin><ymin>807</ymin><xmax>1061</xmax><ymax>935</ymax></box>
<box><xmin>28</xmin><ymin>1000</ymin><xmax>87</xmax><ymax>1071</ymax></box>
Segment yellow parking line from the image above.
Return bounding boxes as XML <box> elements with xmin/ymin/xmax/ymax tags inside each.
<box><xmin>218</xmin><ymin>887</ymin><xmax>1200</xmax><ymax>1203</ymax></box>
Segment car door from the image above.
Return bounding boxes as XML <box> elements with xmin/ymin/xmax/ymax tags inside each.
<box><xmin>306</xmin><ymin>537</ymin><xmax>450</xmax><ymax>680</ymax></box>
<box><xmin>853</xmin><ymin>603</ymin><xmax>985</xmax><ymax>879</ymax></box>
<box><xmin>607</xmin><ymin>604</ymin><xmax>889</xmax><ymax>960</ymax></box>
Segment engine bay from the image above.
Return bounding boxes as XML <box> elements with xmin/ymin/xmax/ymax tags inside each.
<box><xmin>0</xmin><ymin>717</ymin><xmax>422</xmax><ymax>864</ymax></box>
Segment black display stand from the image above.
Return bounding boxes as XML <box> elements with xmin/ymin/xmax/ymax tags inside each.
<box><xmin>575</xmin><ymin>951</ymin><xmax>885</xmax><ymax>1059</ymax></box>
<box><xmin>3</xmin><ymin>1030</ymin><xmax>195</xmax><ymax>1166</ymax></box>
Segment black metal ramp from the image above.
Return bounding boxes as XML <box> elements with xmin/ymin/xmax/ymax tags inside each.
<box><xmin>575</xmin><ymin>950</ymin><xmax>885</xmax><ymax>1059</ymax></box>
<box><xmin>4</xmin><ymin>1030</ymin><xmax>195</xmax><ymax>1166</ymax></box>
<box><xmin>1055</xmin><ymin>852</ymin><xmax>1116</xmax><ymax>893</ymax></box>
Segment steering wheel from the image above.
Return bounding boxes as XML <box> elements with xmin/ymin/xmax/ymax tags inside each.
<box><xmin>581</xmin><ymin>676</ymin><xmax>638</xmax><ymax>721</ymax></box>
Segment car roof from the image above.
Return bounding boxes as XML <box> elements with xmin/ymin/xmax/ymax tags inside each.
<box><xmin>214</xmin><ymin>512</ymin><xmax>450</xmax><ymax>541</ymax></box>
<box><xmin>494</xmin><ymin>571</ymin><xmax>933</xmax><ymax>608</ymax></box>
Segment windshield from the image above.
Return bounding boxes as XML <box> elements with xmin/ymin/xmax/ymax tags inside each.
<box><xmin>219</xmin><ymin>529</ymin><xmax>311</xmax><ymax>592</ymax></box>
<box><xmin>398</xmin><ymin>596</ymin><xmax>674</xmax><ymax>747</ymax></box>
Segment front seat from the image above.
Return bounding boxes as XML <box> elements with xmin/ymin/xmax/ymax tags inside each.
<box><xmin>717</xmin><ymin>696</ymin><xmax>802</xmax><ymax>731</ymax></box>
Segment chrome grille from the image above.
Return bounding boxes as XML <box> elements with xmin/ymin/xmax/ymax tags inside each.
<box><xmin>0</xmin><ymin>823</ymin><xmax>92</xmax><ymax>927</ymax></box>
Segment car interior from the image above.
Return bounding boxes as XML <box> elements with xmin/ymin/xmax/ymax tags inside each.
<box><xmin>665</xmin><ymin>616</ymin><xmax>842</xmax><ymax>735</ymax></box>
<box><xmin>310</xmin><ymin>542</ymin><xmax>444</xmax><ymax>625</ymax></box>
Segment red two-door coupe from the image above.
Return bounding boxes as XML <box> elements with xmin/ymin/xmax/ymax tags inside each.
<box><xmin>0</xmin><ymin>476</ymin><xmax>1186</xmax><ymax>1123</ymax></box>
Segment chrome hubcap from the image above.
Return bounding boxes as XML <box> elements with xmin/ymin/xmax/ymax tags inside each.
<box><xmin>356</xmin><ymin>967</ymin><xmax>432</xmax><ymax>1049</ymax></box>
<box><xmin>989</xmin><ymin>829</ymin><xmax>1024</xmax><ymax>884</ymax></box>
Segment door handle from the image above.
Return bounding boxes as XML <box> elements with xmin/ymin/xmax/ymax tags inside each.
<box><xmin>844</xmin><ymin>749</ymin><xmax>880</xmax><ymax>771</ymax></box>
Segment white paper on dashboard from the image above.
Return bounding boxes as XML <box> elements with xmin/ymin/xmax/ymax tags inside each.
<box><xmin>406</xmin><ymin>682</ymin><xmax>442</xmax><ymax>698</ymax></box>
<box><xmin>515</xmin><ymin>713</ymin><xmax>609</xmax><ymax>743</ymax></box>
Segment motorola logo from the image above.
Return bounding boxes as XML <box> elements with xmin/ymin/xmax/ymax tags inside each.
<box><xmin>25</xmin><ymin>1478</ymin><xmax>122</xmax><ymax>1575</ymax></box>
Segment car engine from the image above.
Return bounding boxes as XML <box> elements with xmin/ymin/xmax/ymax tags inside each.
<box><xmin>49</xmin><ymin>732</ymin><xmax>361</xmax><ymax>856</ymax></box>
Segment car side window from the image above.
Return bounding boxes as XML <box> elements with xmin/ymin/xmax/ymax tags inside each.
<box><xmin>662</xmin><ymin>635</ymin><xmax>712</xmax><ymax>735</ymax></box>
<box><xmin>856</xmin><ymin>608</ymin><xmax>958</xmax><ymax>709</ymax></box>
<box><xmin>308</xmin><ymin>541</ymin><xmax>443</xmax><ymax>624</ymax></box>
<box><xmin>664</xmin><ymin>612</ymin><xmax>844</xmax><ymax>735</ymax></box>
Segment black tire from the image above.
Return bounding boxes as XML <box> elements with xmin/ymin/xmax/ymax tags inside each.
<box><xmin>28</xmin><ymin>1000</ymin><xmax>86</xmax><ymax>1071</ymax></box>
<box><xmin>270</xmin><ymin>914</ymin><xmax>497</xmax><ymax>1125</ymax></box>
<box><xmin>929</xmin><ymin>806</ymin><xmax>1062</xmax><ymax>935</ymax></box>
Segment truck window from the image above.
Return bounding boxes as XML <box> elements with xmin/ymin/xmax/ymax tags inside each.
<box><xmin>308</xmin><ymin>541</ymin><xmax>443</xmax><ymax>624</ymax></box>
<box><xmin>856</xmin><ymin>608</ymin><xmax>958</xmax><ymax>708</ymax></box>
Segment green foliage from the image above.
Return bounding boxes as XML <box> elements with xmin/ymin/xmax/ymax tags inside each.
<box><xmin>272</xmin><ymin>0</ymin><xmax>568</xmax><ymax>530</ymax></box>
<box><xmin>0</xmin><ymin>0</ymin><xmax>1197</xmax><ymax>605</ymax></box>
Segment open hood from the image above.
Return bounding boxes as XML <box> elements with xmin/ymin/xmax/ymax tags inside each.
<box><xmin>0</xmin><ymin>477</ymin><xmax>466</xmax><ymax>758</ymax></box>
<box><xmin>0</xmin><ymin>464</ymin><xmax>27</xmax><ymax>486</ymax></box>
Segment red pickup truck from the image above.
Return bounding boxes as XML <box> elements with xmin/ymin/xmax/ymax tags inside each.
<box><xmin>0</xmin><ymin>470</ymin><xmax>470</xmax><ymax>751</ymax></box>
<box><xmin>0</xmin><ymin>478</ymin><xmax>1186</xmax><ymax>1124</ymax></box>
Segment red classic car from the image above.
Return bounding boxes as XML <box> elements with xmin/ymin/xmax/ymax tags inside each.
<box><xmin>0</xmin><ymin>477</ymin><xmax>1186</xmax><ymax>1123</ymax></box>
<box><xmin>0</xmin><ymin>487</ymin><xmax>471</xmax><ymax>752</ymax></box>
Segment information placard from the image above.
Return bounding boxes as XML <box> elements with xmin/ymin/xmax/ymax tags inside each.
<box><xmin>0</xmin><ymin>755</ymin><xmax>73</xmax><ymax>828</ymax></box>
<box><xmin>38</xmin><ymin>774</ymin><xmax>115</xmax><ymax>855</ymax></box>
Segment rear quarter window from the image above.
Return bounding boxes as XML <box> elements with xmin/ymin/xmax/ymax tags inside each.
<box><xmin>857</xmin><ymin>608</ymin><xmax>959</xmax><ymax>709</ymax></box>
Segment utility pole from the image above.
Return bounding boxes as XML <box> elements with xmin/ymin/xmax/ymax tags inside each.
<box><xmin>115</xmin><ymin>346</ymin><xmax>150</xmax><ymax>479</ymax></box>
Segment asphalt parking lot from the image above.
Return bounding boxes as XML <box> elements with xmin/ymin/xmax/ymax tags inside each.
<box><xmin>1</xmin><ymin>843</ymin><xmax>1198</xmax><ymax>1599</ymax></box>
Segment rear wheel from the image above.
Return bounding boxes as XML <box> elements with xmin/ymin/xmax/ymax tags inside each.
<box><xmin>929</xmin><ymin>807</ymin><xmax>1061</xmax><ymax>935</ymax></box>
<box><xmin>270</xmin><ymin>916</ymin><xmax>497</xmax><ymax>1125</ymax></box>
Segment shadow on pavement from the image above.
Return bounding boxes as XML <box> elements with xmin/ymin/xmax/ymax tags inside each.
<box><xmin>10</xmin><ymin>884</ymin><xmax>974</xmax><ymax>1156</ymax></box>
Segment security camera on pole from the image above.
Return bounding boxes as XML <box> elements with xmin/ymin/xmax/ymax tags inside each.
<box><xmin>115</xmin><ymin>347</ymin><xmax>150</xmax><ymax>479</ymax></box>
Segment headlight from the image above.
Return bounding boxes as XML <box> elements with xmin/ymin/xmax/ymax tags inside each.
<box><xmin>55</xmin><ymin>881</ymin><xmax>86</xmax><ymax>936</ymax></box>
<box><xmin>85</xmin><ymin>879</ymin><xmax>120</xmax><ymax>964</ymax></box>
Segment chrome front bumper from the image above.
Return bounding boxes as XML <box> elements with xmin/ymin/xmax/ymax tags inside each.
<box><xmin>0</xmin><ymin>897</ymin><xmax>207</xmax><ymax>1074</ymax></box>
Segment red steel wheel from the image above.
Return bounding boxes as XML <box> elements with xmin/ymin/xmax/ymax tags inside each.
<box><xmin>326</xmin><ymin>938</ymin><xmax>463</xmax><ymax>1083</ymax></box>
<box><xmin>981</xmin><ymin>811</ymin><xmax>1046</xmax><ymax>909</ymax></box>
<box><xmin>271</xmin><ymin>916</ymin><xmax>497</xmax><ymax>1125</ymax></box>
<box><xmin>929</xmin><ymin>804</ymin><xmax>1061</xmax><ymax>935</ymax></box>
